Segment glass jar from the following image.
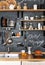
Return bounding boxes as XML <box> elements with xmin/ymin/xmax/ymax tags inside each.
<box><xmin>16</xmin><ymin>32</ymin><xmax>21</xmax><ymax>37</ymax></box>
<box><xmin>33</xmin><ymin>4</ymin><xmax>37</xmax><ymax>10</ymax></box>
<box><xmin>21</xmin><ymin>50</ymin><xmax>27</xmax><ymax>59</ymax></box>
<box><xmin>41</xmin><ymin>15</ymin><xmax>45</xmax><ymax>19</ymax></box>
<box><xmin>9</xmin><ymin>20</ymin><xmax>15</xmax><ymax>27</ymax></box>
<box><xmin>23</xmin><ymin>3</ymin><xmax>27</xmax><ymax>10</ymax></box>
<box><xmin>17</xmin><ymin>2</ymin><xmax>21</xmax><ymax>9</ymax></box>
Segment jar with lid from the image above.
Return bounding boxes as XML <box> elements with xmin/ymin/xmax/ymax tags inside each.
<box><xmin>17</xmin><ymin>2</ymin><xmax>21</xmax><ymax>9</ymax></box>
<box><xmin>41</xmin><ymin>15</ymin><xmax>45</xmax><ymax>19</ymax></box>
<box><xmin>23</xmin><ymin>3</ymin><xmax>27</xmax><ymax>10</ymax></box>
<box><xmin>9</xmin><ymin>20</ymin><xmax>15</xmax><ymax>27</ymax></box>
<box><xmin>16</xmin><ymin>32</ymin><xmax>21</xmax><ymax>37</ymax></box>
<box><xmin>33</xmin><ymin>4</ymin><xmax>37</xmax><ymax>10</ymax></box>
<box><xmin>21</xmin><ymin>50</ymin><xmax>27</xmax><ymax>58</ymax></box>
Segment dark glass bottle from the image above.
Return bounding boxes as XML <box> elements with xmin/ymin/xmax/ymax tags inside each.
<box><xmin>1</xmin><ymin>17</ymin><xmax>7</xmax><ymax>27</ymax></box>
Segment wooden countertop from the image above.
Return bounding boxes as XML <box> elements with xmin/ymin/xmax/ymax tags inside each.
<box><xmin>0</xmin><ymin>52</ymin><xmax>45</xmax><ymax>61</ymax></box>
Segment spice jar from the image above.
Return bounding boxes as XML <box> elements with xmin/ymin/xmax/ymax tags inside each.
<box><xmin>9</xmin><ymin>20</ymin><xmax>15</xmax><ymax>27</ymax></box>
<box><xmin>41</xmin><ymin>15</ymin><xmax>45</xmax><ymax>19</ymax></box>
<box><xmin>16</xmin><ymin>32</ymin><xmax>21</xmax><ymax>37</ymax></box>
<box><xmin>17</xmin><ymin>2</ymin><xmax>21</xmax><ymax>9</ymax></box>
<box><xmin>34</xmin><ymin>50</ymin><xmax>42</xmax><ymax>56</ymax></box>
<box><xmin>29</xmin><ymin>23</ymin><xmax>33</xmax><ymax>30</ymax></box>
<box><xmin>23</xmin><ymin>3</ymin><xmax>27</xmax><ymax>10</ymax></box>
<box><xmin>21</xmin><ymin>50</ymin><xmax>27</xmax><ymax>59</ymax></box>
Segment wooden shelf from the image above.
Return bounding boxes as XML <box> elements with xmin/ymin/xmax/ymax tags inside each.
<box><xmin>21</xmin><ymin>19</ymin><xmax>45</xmax><ymax>22</ymax></box>
<box><xmin>0</xmin><ymin>9</ymin><xmax>17</xmax><ymax>12</ymax></box>
<box><xmin>20</xmin><ymin>29</ymin><xmax>45</xmax><ymax>31</ymax></box>
<box><xmin>0</xmin><ymin>52</ymin><xmax>45</xmax><ymax>61</ymax></box>
<box><xmin>0</xmin><ymin>9</ymin><xmax>45</xmax><ymax>12</ymax></box>
<box><xmin>0</xmin><ymin>27</ymin><xmax>14</xmax><ymax>28</ymax></box>
<box><xmin>18</xmin><ymin>9</ymin><xmax>45</xmax><ymax>12</ymax></box>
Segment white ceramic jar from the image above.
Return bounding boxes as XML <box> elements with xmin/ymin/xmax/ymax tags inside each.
<box><xmin>30</xmin><ymin>17</ymin><xmax>34</xmax><ymax>20</ymax></box>
<box><xmin>33</xmin><ymin>4</ymin><xmax>37</xmax><ymax>10</ymax></box>
<box><xmin>24</xmin><ymin>16</ymin><xmax>29</xmax><ymax>20</ymax></box>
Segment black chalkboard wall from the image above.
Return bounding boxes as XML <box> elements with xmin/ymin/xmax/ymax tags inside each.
<box><xmin>0</xmin><ymin>0</ymin><xmax>45</xmax><ymax>52</ymax></box>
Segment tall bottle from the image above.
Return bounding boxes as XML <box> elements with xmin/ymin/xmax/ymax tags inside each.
<box><xmin>1</xmin><ymin>17</ymin><xmax>7</xmax><ymax>27</ymax></box>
